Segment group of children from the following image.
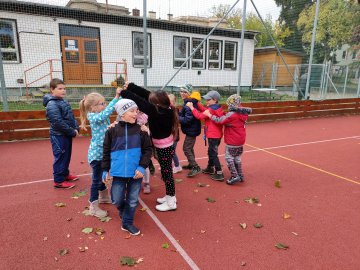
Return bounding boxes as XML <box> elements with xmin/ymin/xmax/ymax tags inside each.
<box><xmin>43</xmin><ymin>78</ymin><xmax>251</xmax><ymax>236</ymax></box>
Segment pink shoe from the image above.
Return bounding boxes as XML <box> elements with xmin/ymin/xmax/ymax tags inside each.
<box><xmin>65</xmin><ymin>174</ymin><xmax>79</xmax><ymax>182</ymax></box>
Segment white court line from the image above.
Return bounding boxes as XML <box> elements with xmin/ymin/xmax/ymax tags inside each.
<box><xmin>1</xmin><ymin>135</ymin><xmax>358</xmax><ymax>189</ymax></box>
<box><xmin>139</xmin><ymin>198</ymin><xmax>200</xmax><ymax>270</ymax></box>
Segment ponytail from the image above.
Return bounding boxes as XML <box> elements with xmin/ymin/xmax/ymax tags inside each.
<box><xmin>79</xmin><ymin>98</ymin><xmax>88</xmax><ymax>131</ymax></box>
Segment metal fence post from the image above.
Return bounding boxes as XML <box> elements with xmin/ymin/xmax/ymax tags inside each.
<box><xmin>237</xmin><ymin>0</ymin><xmax>247</xmax><ymax>95</ymax></box>
<box><xmin>342</xmin><ymin>65</ymin><xmax>349</xmax><ymax>97</ymax></box>
<box><xmin>0</xmin><ymin>51</ymin><xmax>9</xmax><ymax>111</ymax></box>
<box><xmin>143</xmin><ymin>0</ymin><xmax>148</xmax><ymax>88</ymax></box>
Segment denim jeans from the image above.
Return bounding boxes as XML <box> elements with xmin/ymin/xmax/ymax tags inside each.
<box><xmin>111</xmin><ymin>177</ymin><xmax>142</xmax><ymax>226</ymax></box>
<box><xmin>89</xmin><ymin>160</ymin><xmax>107</xmax><ymax>202</ymax></box>
<box><xmin>172</xmin><ymin>141</ymin><xmax>180</xmax><ymax>167</ymax></box>
<box><xmin>207</xmin><ymin>138</ymin><xmax>221</xmax><ymax>171</ymax></box>
<box><xmin>50</xmin><ymin>135</ymin><xmax>72</xmax><ymax>183</ymax></box>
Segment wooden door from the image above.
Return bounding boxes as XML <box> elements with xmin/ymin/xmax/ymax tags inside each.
<box><xmin>61</xmin><ymin>36</ymin><xmax>101</xmax><ymax>84</ymax></box>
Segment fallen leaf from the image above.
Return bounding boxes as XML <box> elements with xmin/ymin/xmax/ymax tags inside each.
<box><xmin>283</xmin><ymin>213</ymin><xmax>291</xmax><ymax>219</ymax></box>
<box><xmin>175</xmin><ymin>178</ymin><xmax>183</xmax><ymax>183</ymax></box>
<box><xmin>78</xmin><ymin>247</ymin><xmax>87</xmax><ymax>252</ymax></box>
<box><xmin>124</xmin><ymin>235</ymin><xmax>131</xmax><ymax>239</ymax></box>
<box><xmin>241</xmin><ymin>261</ymin><xmax>246</xmax><ymax>266</ymax></box>
<box><xmin>253</xmin><ymin>223</ymin><xmax>263</xmax><ymax>228</ymax></box>
<box><xmin>291</xmin><ymin>232</ymin><xmax>298</xmax><ymax>236</ymax></box>
<box><xmin>234</xmin><ymin>200</ymin><xmax>240</xmax><ymax>204</ymax></box>
<box><xmin>55</xmin><ymin>202</ymin><xmax>66</xmax><ymax>207</ymax></box>
<box><xmin>275</xmin><ymin>243</ymin><xmax>289</xmax><ymax>250</ymax></box>
<box><xmin>80</xmin><ymin>161</ymin><xmax>85</xmax><ymax>164</ymax></box>
<box><xmin>81</xmin><ymin>227</ymin><xmax>93</xmax><ymax>234</ymax></box>
<box><xmin>244</xmin><ymin>197</ymin><xmax>259</xmax><ymax>204</ymax></box>
<box><xmin>82</xmin><ymin>209</ymin><xmax>91</xmax><ymax>216</ymax></box>
<box><xmin>197</xmin><ymin>183</ymin><xmax>206</xmax><ymax>187</ymax></box>
<box><xmin>139</xmin><ymin>207</ymin><xmax>147</xmax><ymax>212</ymax></box>
<box><xmin>136</xmin><ymin>258</ymin><xmax>144</xmax><ymax>264</ymax></box>
<box><xmin>275</xmin><ymin>180</ymin><xmax>281</xmax><ymax>188</ymax></box>
<box><xmin>66</xmin><ymin>217</ymin><xmax>72</xmax><ymax>221</ymax></box>
<box><xmin>120</xmin><ymin>256</ymin><xmax>136</xmax><ymax>266</ymax></box>
<box><xmin>99</xmin><ymin>216</ymin><xmax>112</xmax><ymax>222</ymax></box>
<box><xmin>206</xmin><ymin>197</ymin><xmax>216</xmax><ymax>203</ymax></box>
<box><xmin>54</xmin><ymin>257</ymin><xmax>58</xmax><ymax>262</ymax></box>
<box><xmin>200</xmin><ymin>230</ymin><xmax>206</xmax><ymax>234</ymax></box>
<box><xmin>95</xmin><ymin>228</ymin><xmax>105</xmax><ymax>236</ymax></box>
<box><xmin>162</xmin><ymin>243</ymin><xmax>170</xmax><ymax>249</ymax></box>
<box><xmin>59</xmin><ymin>249</ymin><xmax>69</xmax><ymax>256</ymax></box>
<box><xmin>72</xmin><ymin>190</ymin><xmax>87</xmax><ymax>199</ymax></box>
<box><xmin>239</xmin><ymin>223</ymin><xmax>247</xmax><ymax>229</ymax></box>
<box><xmin>43</xmin><ymin>236</ymin><xmax>48</xmax><ymax>241</ymax></box>
<box><xmin>193</xmin><ymin>189</ymin><xmax>199</xmax><ymax>193</ymax></box>
<box><xmin>66</xmin><ymin>234</ymin><xmax>70</xmax><ymax>238</ymax></box>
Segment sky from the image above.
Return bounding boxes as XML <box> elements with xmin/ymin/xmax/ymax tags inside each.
<box><xmin>19</xmin><ymin>0</ymin><xmax>281</xmax><ymax>21</ymax></box>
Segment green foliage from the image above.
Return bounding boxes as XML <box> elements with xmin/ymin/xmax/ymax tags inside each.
<box><xmin>120</xmin><ymin>256</ymin><xmax>136</xmax><ymax>266</ymax></box>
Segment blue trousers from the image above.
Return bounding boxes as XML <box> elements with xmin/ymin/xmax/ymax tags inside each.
<box><xmin>111</xmin><ymin>177</ymin><xmax>142</xmax><ymax>226</ymax></box>
<box><xmin>89</xmin><ymin>160</ymin><xmax>107</xmax><ymax>202</ymax></box>
<box><xmin>50</xmin><ymin>135</ymin><xmax>72</xmax><ymax>183</ymax></box>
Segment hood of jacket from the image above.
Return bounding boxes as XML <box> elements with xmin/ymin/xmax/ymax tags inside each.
<box><xmin>183</xmin><ymin>98</ymin><xmax>199</xmax><ymax>106</ymax></box>
<box><xmin>208</xmin><ymin>103</ymin><xmax>222</xmax><ymax>111</ymax></box>
<box><xmin>43</xmin><ymin>94</ymin><xmax>61</xmax><ymax>107</ymax></box>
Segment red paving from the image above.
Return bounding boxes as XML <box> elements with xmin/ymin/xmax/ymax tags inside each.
<box><xmin>1</xmin><ymin>115</ymin><xmax>360</xmax><ymax>269</ymax></box>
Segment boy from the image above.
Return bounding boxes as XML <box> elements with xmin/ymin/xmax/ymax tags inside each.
<box><xmin>102</xmin><ymin>99</ymin><xmax>152</xmax><ymax>235</ymax></box>
<box><xmin>43</xmin><ymin>78</ymin><xmax>79</xmax><ymax>189</ymax></box>
<box><xmin>204</xmin><ymin>94</ymin><xmax>252</xmax><ymax>185</ymax></box>
<box><xmin>186</xmin><ymin>90</ymin><xmax>224</xmax><ymax>181</ymax></box>
<box><xmin>178</xmin><ymin>84</ymin><xmax>202</xmax><ymax>177</ymax></box>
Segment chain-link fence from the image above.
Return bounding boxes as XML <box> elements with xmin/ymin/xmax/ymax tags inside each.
<box><xmin>0</xmin><ymin>0</ymin><xmax>359</xmax><ymax>111</ymax></box>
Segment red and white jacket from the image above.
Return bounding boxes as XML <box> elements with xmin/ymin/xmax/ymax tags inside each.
<box><xmin>192</xmin><ymin>103</ymin><xmax>223</xmax><ymax>139</ymax></box>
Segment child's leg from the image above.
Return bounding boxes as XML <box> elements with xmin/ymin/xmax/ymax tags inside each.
<box><xmin>122</xmin><ymin>178</ymin><xmax>142</xmax><ymax>226</ymax></box>
<box><xmin>89</xmin><ymin>160</ymin><xmax>106</xmax><ymax>202</ymax></box>
<box><xmin>208</xmin><ymin>138</ymin><xmax>222</xmax><ymax>171</ymax></box>
<box><xmin>156</xmin><ymin>146</ymin><xmax>175</xmax><ymax>196</ymax></box>
<box><xmin>183</xmin><ymin>135</ymin><xmax>198</xmax><ymax>167</ymax></box>
<box><xmin>234</xmin><ymin>146</ymin><xmax>244</xmax><ymax>179</ymax></box>
<box><xmin>50</xmin><ymin>135</ymin><xmax>71</xmax><ymax>183</ymax></box>
<box><xmin>111</xmin><ymin>177</ymin><xmax>127</xmax><ymax>219</ymax></box>
<box><xmin>225</xmin><ymin>145</ymin><xmax>238</xmax><ymax>178</ymax></box>
<box><xmin>172</xmin><ymin>141</ymin><xmax>180</xmax><ymax>167</ymax></box>
<box><xmin>143</xmin><ymin>168</ymin><xmax>150</xmax><ymax>184</ymax></box>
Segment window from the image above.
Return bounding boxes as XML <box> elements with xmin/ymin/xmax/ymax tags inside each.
<box><xmin>352</xmin><ymin>50</ymin><xmax>358</xmax><ymax>60</ymax></box>
<box><xmin>191</xmin><ymin>38</ymin><xmax>206</xmax><ymax>69</ymax></box>
<box><xmin>342</xmin><ymin>51</ymin><xmax>346</xmax><ymax>59</ymax></box>
<box><xmin>224</xmin><ymin>41</ymin><xmax>237</xmax><ymax>70</ymax></box>
<box><xmin>208</xmin><ymin>40</ymin><xmax>222</xmax><ymax>70</ymax></box>
<box><xmin>0</xmin><ymin>19</ymin><xmax>20</xmax><ymax>63</ymax></box>
<box><xmin>173</xmin><ymin>36</ymin><xmax>189</xmax><ymax>69</ymax></box>
<box><xmin>132</xmin><ymin>32</ymin><xmax>151</xmax><ymax>68</ymax></box>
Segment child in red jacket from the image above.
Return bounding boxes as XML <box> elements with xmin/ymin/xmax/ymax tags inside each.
<box><xmin>203</xmin><ymin>94</ymin><xmax>252</xmax><ymax>185</ymax></box>
<box><xmin>186</xmin><ymin>90</ymin><xmax>224</xmax><ymax>181</ymax></box>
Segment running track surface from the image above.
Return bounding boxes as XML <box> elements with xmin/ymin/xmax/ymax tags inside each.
<box><xmin>0</xmin><ymin>115</ymin><xmax>359</xmax><ymax>270</ymax></box>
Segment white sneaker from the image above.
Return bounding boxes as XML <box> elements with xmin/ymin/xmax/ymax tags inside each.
<box><xmin>172</xmin><ymin>166</ymin><xmax>182</xmax><ymax>174</ymax></box>
<box><xmin>156</xmin><ymin>195</ymin><xmax>177</xmax><ymax>204</ymax></box>
<box><xmin>155</xmin><ymin>196</ymin><xmax>177</xmax><ymax>212</ymax></box>
<box><xmin>89</xmin><ymin>200</ymin><xmax>108</xmax><ymax>218</ymax></box>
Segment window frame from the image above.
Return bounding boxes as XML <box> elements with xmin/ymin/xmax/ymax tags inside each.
<box><xmin>0</xmin><ymin>18</ymin><xmax>20</xmax><ymax>63</ymax></box>
<box><xmin>191</xmin><ymin>38</ymin><xmax>206</xmax><ymax>70</ymax></box>
<box><xmin>223</xmin><ymin>41</ymin><xmax>237</xmax><ymax>70</ymax></box>
<box><xmin>173</xmin><ymin>36</ymin><xmax>190</xmax><ymax>69</ymax></box>
<box><xmin>132</xmin><ymin>31</ymin><xmax>152</xmax><ymax>68</ymax></box>
<box><xmin>208</xmin><ymin>39</ymin><xmax>222</xmax><ymax>70</ymax></box>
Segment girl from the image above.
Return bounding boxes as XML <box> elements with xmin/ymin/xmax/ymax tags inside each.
<box><xmin>168</xmin><ymin>94</ymin><xmax>182</xmax><ymax>174</ymax></box>
<box><xmin>79</xmin><ymin>89</ymin><xmax>120</xmax><ymax>218</ymax></box>
<box><xmin>120</xmin><ymin>83</ymin><xmax>179</xmax><ymax>212</ymax></box>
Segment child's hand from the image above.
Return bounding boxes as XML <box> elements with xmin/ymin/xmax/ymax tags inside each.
<box><xmin>140</xmin><ymin>124</ymin><xmax>149</xmax><ymax>134</ymax></box>
<box><xmin>74</xmin><ymin>130</ymin><xmax>79</xmax><ymax>137</ymax></box>
<box><xmin>102</xmin><ymin>171</ymin><xmax>110</xmax><ymax>183</ymax></box>
<box><xmin>203</xmin><ymin>110</ymin><xmax>211</xmax><ymax>118</ymax></box>
<box><xmin>186</xmin><ymin>102</ymin><xmax>194</xmax><ymax>110</ymax></box>
<box><xmin>115</xmin><ymin>87</ymin><xmax>122</xmax><ymax>98</ymax></box>
<box><xmin>133</xmin><ymin>170</ymin><xmax>144</xmax><ymax>179</ymax></box>
<box><xmin>107</xmin><ymin>121</ymin><xmax>118</xmax><ymax>129</ymax></box>
<box><xmin>123</xmin><ymin>81</ymin><xmax>129</xmax><ymax>90</ymax></box>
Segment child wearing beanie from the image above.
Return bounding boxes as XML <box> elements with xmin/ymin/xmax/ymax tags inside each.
<box><xmin>102</xmin><ymin>99</ymin><xmax>152</xmax><ymax>236</ymax></box>
<box><xmin>203</xmin><ymin>94</ymin><xmax>252</xmax><ymax>185</ymax></box>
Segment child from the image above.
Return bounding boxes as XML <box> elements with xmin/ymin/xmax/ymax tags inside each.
<box><xmin>203</xmin><ymin>94</ymin><xmax>252</xmax><ymax>184</ymax></box>
<box><xmin>178</xmin><ymin>85</ymin><xmax>202</xmax><ymax>177</ymax></box>
<box><xmin>102</xmin><ymin>99</ymin><xmax>152</xmax><ymax>236</ymax></box>
<box><xmin>167</xmin><ymin>94</ymin><xmax>181</xmax><ymax>174</ymax></box>
<box><xmin>79</xmin><ymin>89</ymin><xmax>121</xmax><ymax>218</ymax></box>
<box><xmin>43</xmin><ymin>78</ymin><xmax>79</xmax><ymax>189</ymax></box>
<box><xmin>186</xmin><ymin>90</ymin><xmax>224</xmax><ymax>181</ymax></box>
<box><xmin>136</xmin><ymin>111</ymin><xmax>152</xmax><ymax>194</ymax></box>
<box><xmin>119</xmin><ymin>83</ymin><xmax>179</xmax><ymax>212</ymax></box>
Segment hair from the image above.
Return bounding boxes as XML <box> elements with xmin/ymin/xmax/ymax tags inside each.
<box><xmin>167</xmin><ymin>93</ymin><xmax>176</xmax><ymax>106</ymax></box>
<box><xmin>49</xmin><ymin>78</ymin><xmax>65</xmax><ymax>91</ymax></box>
<box><xmin>149</xmin><ymin>90</ymin><xmax>179</xmax><ymax>138</ymax></box>
<box><xmin>79</xmin><ymin>92</ymin><xmax>105</xmax><ymax>131</ymax></box>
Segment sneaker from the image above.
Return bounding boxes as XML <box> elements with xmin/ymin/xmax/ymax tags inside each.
<box><xmin>65</xmin><ymin>174</ymin><xmax>79</xmax><ymax>182</ymax></box>
<box><xmin>187</xmin><ymin>166</ymin><xmax>201</xmax><ymax>177</ymax></box>
<box><xmin>54</xmin><ymin>182</ymin><xmax>75</xmax><ymax>189</ymax></box>
<box><xmin>121</xmin><ymin>224</ymin><xmax>140</xmax><ymax>236</ymax></box>
<box><xmin>211</xmin><ymin>171</ymin><xmax>225</xmax><ymax>182</ymax></box>
<box><xmin>226</xmin><ymin>176</ymin><xmax>243</xmax><ymax>185</ymax></box>
<box><xmin>181</xmin><ymin>164</ymin><xmax>192</xmax><ymax>170</ymax></box>
<box><xmin>172</xmin><ymin>166</ymin><xmax>182</xmax><ymax>174</ymax></box>
<box><xmin>202</xmin><ymin>166</ymin><xmax>215</xmax><ymax>175</ymax></box>
<box><xmin>149</xmin><ymin>163</ymin><xmax>155</xmax><ymax>175</ymax></box>
<box><xmin>143</xmin><ymin>183</ymin><xmax>151</xmax><ymax>194</ymax></box>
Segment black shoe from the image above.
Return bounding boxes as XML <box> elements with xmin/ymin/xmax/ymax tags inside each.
<box><xmin>211</xmin><ymin>172</ymin><xmax>224</xmax><ymax>182</ymax></box>
<box><xmin>182</xmin><ymin>164</ymin><xmax>192</xmax><ymax>170</ymax></box>
<box><xmin>149</xmin><ymin>162</ymin><xmax>155</xmax><ymax>175</ymax></box>
<box><xmin>187</xmin><ymin>166</ymin><xmax>201</xmax><ymax>177</ymax></box>
<box><xmin>226</xmin><ymin>176</ymin><xmax>243</xmax><ymax>185</ymax></box>
<box><xmin>202</xmin><ymin>166</ymin><xmax>215</xmax><ymax>175</ymax></box>
<box><xmin>121</xmin><ymin>224</ymin><xmax>140</xmax><ymax>236</ymax></box>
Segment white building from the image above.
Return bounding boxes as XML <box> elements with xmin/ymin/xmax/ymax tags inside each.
<box><xmin>0</xmin><ymin>1</ymin><xmax>257</xmax><ymax>90</ymax></box>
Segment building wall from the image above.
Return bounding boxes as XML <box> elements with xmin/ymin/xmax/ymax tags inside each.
<box><xmin>1</xmin><ymin>11</ymin><xmax>254</xmax><ymax>88</ymax></box>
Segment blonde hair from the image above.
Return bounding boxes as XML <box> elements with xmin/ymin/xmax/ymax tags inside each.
<box><xmin>79</xmin><ymin>92</ymin><xmax>105</xmax><ymax>131</ymax></box>
<box><xmin>168</xmin><ymin>93</ymin><xmax>176</xmax><ymax>106</ymax></box>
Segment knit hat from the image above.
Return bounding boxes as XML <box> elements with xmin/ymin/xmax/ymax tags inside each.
<box><xmin>226</xmin><ymin>94</ymin><xmax>241</xmax><ymax>110</ymax></box>
<box><xmin>114</xmin><ymin>99</ymin><xmax>137</xmax><ymax>117</ymax></box>
<box><xmin>202</xmin><ymin>90</ymin><xmax>221</xmax><ymax>101</ymax></box>
<box><xmin>189</xmin><ymin>91</ymin><xmax>201</xmax><ymax>101</ymax></box>
<box><xmin>180</xmin><ymin>84</ymin><xmax>193</xmax><ymax>94</ymax></box>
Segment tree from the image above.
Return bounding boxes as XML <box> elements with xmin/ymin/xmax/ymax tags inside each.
<box><xmin>274</xmin><ymin>0</ymin><xmax>313</xmax><ymax>52</ymax></box>
<box><xmin>297</xmin><ymin>0</ymin><xmax>359</xmax><ymax>62</ymax></box>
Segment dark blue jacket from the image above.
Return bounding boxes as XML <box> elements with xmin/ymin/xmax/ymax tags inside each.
<box><xmin>102</xmin><ymin>121</ymin><xmax>152</xmax><ymax>177</ymax></box>
<box><xmin>179</xmin><ymin>98</ymin><xmax>201</xmax><ymax>137</ymax></box>
<box><xmin>43</xmin><ymin>94</ymin><xmax>79</xmax><ymax>137</ymax></box>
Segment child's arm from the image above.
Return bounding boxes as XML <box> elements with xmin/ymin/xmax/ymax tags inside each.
<box><xmin>47</xmin><ymin>101</ymin><xmax>77</xmax><ymax>137</ymax></box>
<box><xmin>186</xmin><ymin>102</ymin><xmax>208</xmax><ymax>120</ymax></box>
<box><xmin>126</xmin><ymin>83</ymin><xmax>151</xmax><ymax>100</ymax></box>
<box><xmin>207</xmin><ymin>112</ymin><xmax>233</xmax><ymax>125</ymax></box>
<box><xmin>134</xmin><ymin>131</ymin><xmax>153</xmax><ymax>178</ymax></box>
<box><xmin>101</xmin><ymin>129</ymin><xmax>112</xmax><ymax>172</ymax></box>
<box><xmin>121</xmin><ymin>90</ymin><xmax>157</xmax><ymax>117</ymax></box>
<box><xmin>196</xmin><ymin>102</ymin><xmax>207</xmax><ymax>112</ymax></box>
<box><xmin>178</xmin><ymin>106</ymin><xmax>195</xmax><ymax>124</ymax></box>
<box><xmin>238</xmin><ymin>107</ymin><xmax>252</xmax><ymax>115</ymax></box>
<box><xmin>88</xmin><ymin>98</ymin><xmax>119</xmax><ymax>123</ymax></box>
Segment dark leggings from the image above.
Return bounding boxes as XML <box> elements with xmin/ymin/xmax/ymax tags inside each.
<box><xmin>156</xmin><ymin>145</ymin><xmax>175</xmax><ymax>196</ymax></box>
